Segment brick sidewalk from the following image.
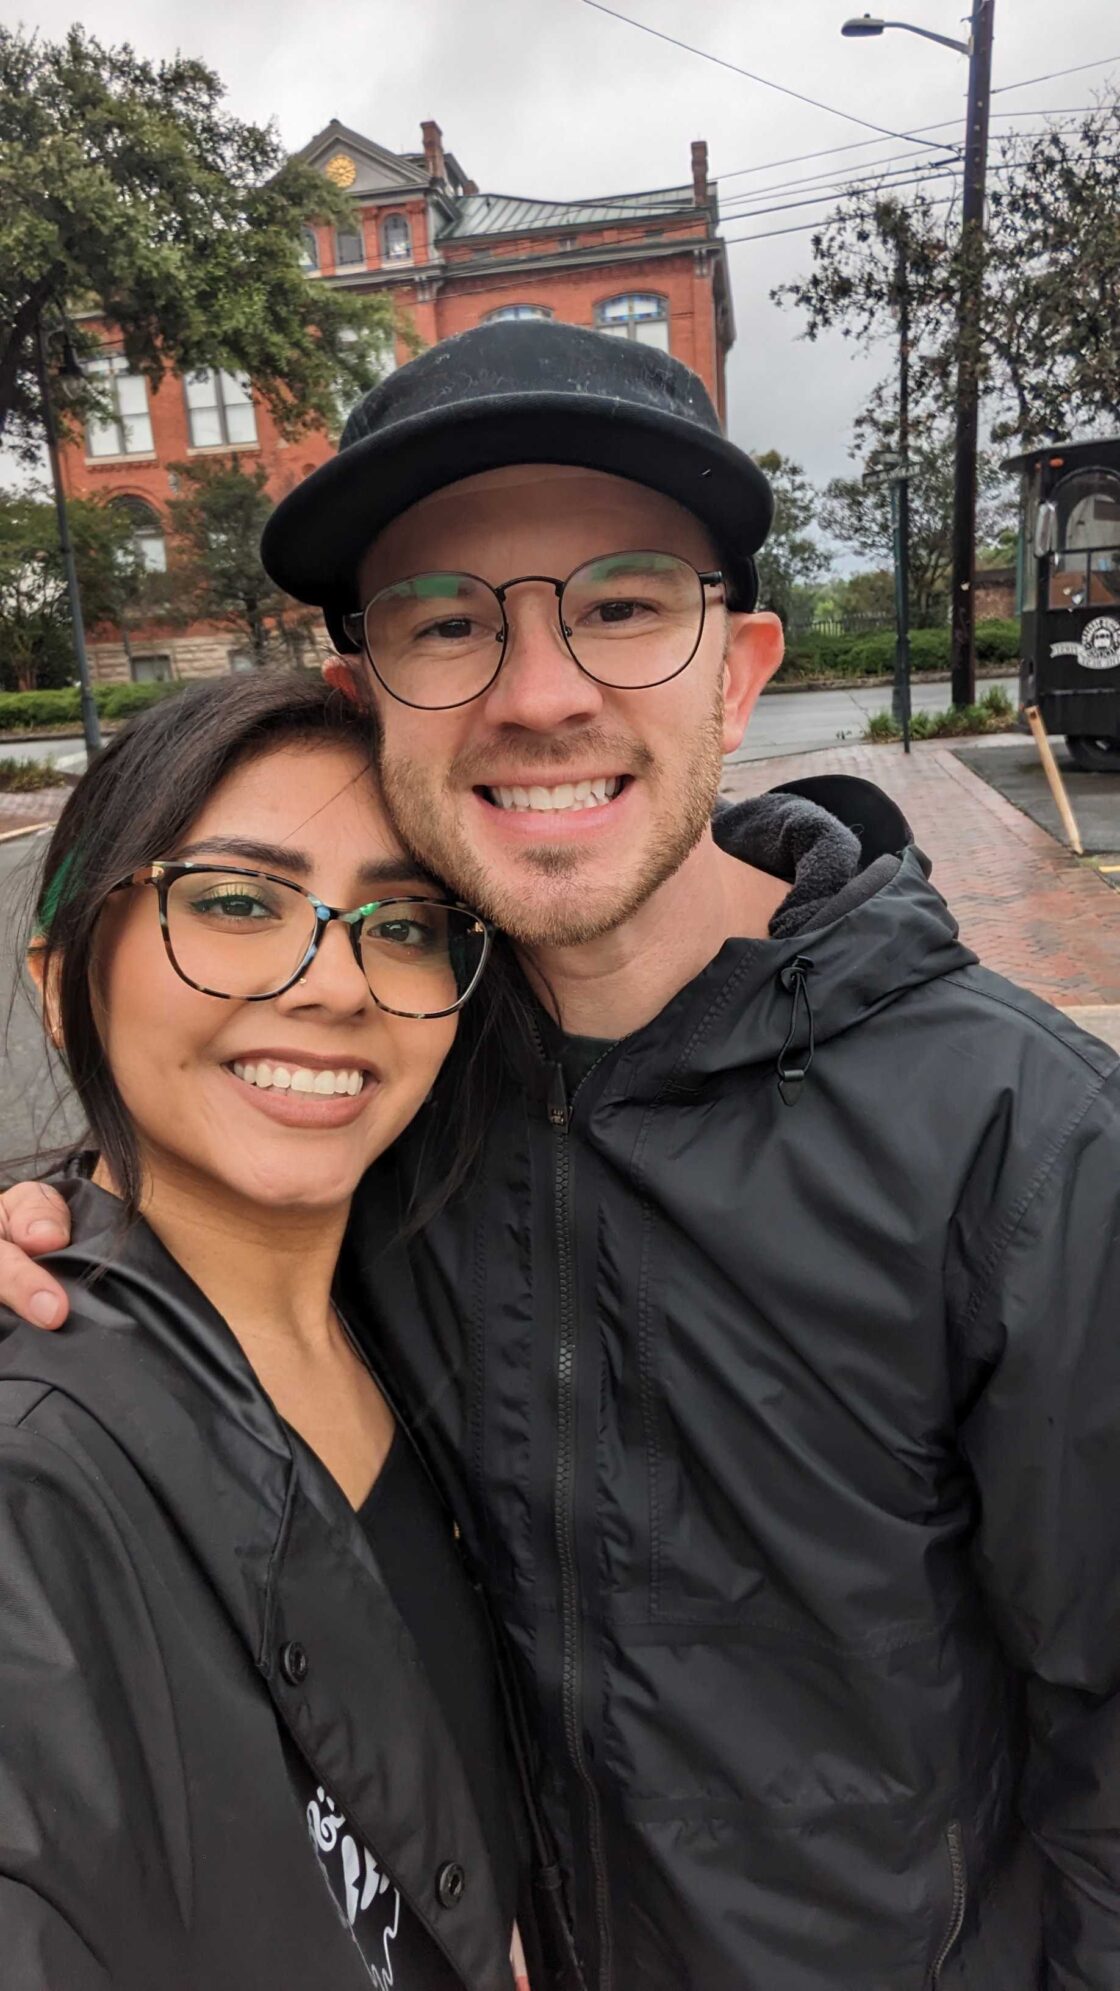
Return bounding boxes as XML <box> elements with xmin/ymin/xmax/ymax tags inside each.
<box><xmin>722</xmin><ymin>741</ymin><xmax>1120</xmax><ymax>1008</ymax></box>
<box><xmin>0</xmin><ymin>789</ymin><xmax>69</xmax><ymax>841</ymax></box>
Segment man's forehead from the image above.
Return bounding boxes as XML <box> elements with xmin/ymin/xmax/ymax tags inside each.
<box><xmin>357</xmin><ymin>464</ymin><xmax>711</xmax><ymax>588</ymax></box>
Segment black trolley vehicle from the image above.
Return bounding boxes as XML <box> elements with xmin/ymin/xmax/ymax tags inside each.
<box><xmin>1005</xmin><ymin>435</ymin><xmax>1120</xmax><ymax>771</ymax></box>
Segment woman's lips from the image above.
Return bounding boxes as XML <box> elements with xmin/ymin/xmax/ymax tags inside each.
<box><xmin>220</xmin><ymin>1062</ymin><xmax>377</xmax><ymax>1129</ymax></box>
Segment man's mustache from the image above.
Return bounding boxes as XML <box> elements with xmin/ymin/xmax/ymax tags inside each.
<box><xmin>448</xmin><ymin>731</ymin><xmax>656</xmax><ymax>783</ymax></box>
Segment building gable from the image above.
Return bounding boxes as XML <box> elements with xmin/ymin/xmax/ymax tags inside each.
<box><xmin>294</xmin><ymin>120</ymin><xmax>429</xmax><ymax>198</ymax></box>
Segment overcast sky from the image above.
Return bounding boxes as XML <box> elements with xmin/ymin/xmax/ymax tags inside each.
<box><xmin>18</xmin><ymin>0</ymin><xmax>1120</xmax><ymax>494</ymax></box>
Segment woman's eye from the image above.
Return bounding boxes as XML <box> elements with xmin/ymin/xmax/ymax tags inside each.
<box><xmin>368</xmin><ymin>917</ymin><xmax>434</xmax><ymax>949</ymax></box>
<box><xmin>190</xmin><ymin>891</ymin><xmax>273</xmax><ymax>921</ymax></box>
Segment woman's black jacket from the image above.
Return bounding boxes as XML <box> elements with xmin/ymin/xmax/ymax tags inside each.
<box><xmin>0</xmin><ymin>1180</ymin><xmax>553</xmax><ymax>1991</ymax></box>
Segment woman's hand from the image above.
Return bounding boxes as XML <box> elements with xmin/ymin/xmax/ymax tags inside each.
<box><xmin>0</xmin><ymin>1181</ymin><xmax>71</xmax><ymax>1326</ymax></box>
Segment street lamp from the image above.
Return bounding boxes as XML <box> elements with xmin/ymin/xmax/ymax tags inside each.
<box><xmin>841</xmin><ymin>16</ymin><xmax>970</xmax><ymax>54</ymax></box>
<box><xmin>35</xmin><ymin>318</ymin><xmax>103</xmax><ymax>759</ymax></box>
<box><xmin>841</xmin><ymin>3</ymin><xmax>996</xmax><ymax>709</ymax></box>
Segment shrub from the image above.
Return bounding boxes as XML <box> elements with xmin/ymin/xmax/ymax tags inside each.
<box><xmin>779</xmin><ymin>619</ymin><xmax>1020</xmax><ymax>683</ymax></box>
<box><xmin>0</xmin><ymin>756</ymin><xmax>68</xmax><ymax>791</ymax></box>
<box><xmin>0</xmin><ymin>678</ymin><xmax>196</xmax><ymax>731</ymax></box>
<box><xmin>864</xmin><ymin>684</ymin><xmax>1016</xmax><ymax>743</ymax></box>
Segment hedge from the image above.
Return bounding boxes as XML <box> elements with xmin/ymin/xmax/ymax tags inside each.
<box><xmin>779</xmin><ymin>618</ymin><xmax>1021</xmax><ymax>681</ymax></box>
<box><xmin>0</xmin><ymin>678</ymin><xmax>192</xmax><ymax>730</ymax></box>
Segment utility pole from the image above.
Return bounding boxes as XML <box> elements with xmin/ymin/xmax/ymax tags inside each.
<box><xmin>948</xmin><ymin>0</ymin><xmax>996</xmax><ymax>708</ymax></box>
<box><xmin>35</xmin><ymin>317</ymin><xmax>102</xmax><ymax>759</ymax></box>
<box><xmin>892</xmin><ymin>228</ymin><xmax>912</xmax><ymax>750</ymax></box>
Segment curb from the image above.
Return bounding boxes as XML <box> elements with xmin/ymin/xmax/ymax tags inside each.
<box><xmin>0</xmin><ymin>821</ymin><xmax>53</xmax><ymax>845</ymax></box>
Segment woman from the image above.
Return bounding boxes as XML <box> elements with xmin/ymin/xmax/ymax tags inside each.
<box><xmin>0</xmin><ymin>673</ymin><xmax>562</xmax><ymax>1990</ymax></box>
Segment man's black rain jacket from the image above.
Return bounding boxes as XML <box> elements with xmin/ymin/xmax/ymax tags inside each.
<box><xmin>343</xmin><ymin>775</ymin><xmax>1120</xmax><ymax>1991</ymax></box>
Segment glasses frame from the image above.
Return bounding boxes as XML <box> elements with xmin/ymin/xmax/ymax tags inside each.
<box><xmin>341</xmin><ymin>551</ymin><xmax>726</xmax><ymax>710</ymax></box>
<box><xmin>110</xmin><ymin>861</ymin><xmax>492</xmax><ymax>1019</ymax></box>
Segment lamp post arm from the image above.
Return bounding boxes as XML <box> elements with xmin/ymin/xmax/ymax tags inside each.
<box><xmin>880</xmin><ymin>20</ymin><xmax>971</xmax><ymax>53</ymax></box>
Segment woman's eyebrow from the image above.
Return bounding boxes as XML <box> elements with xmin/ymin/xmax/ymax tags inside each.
<box><xmin>172</xmin><ymin>838</ymin><xmax>442</xmax><ymax>893</ymax></box>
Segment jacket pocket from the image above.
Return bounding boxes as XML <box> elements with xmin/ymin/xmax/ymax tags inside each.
<box><xmin>929</xmin><ymin>1821</ymin><xmax>967</xmax><ymax>1988</ymax></box>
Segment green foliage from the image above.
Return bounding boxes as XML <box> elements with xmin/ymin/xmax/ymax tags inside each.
<box><xmin>865</xmin><ymin>685</ymin><xmax>1016</xmax><ymax>744</ymax></box>
<box><xmin>164</xmin><ymin>458</ymin><xmax>318</xmax><ymax>666</ymax></box>
<box><xmin>773</xmin><ymin>92</ymin><xmax>1120</xmax><ymax>448</ymax></box>
<box><xmin>0</xmin><ymin>491</ymin><xmax>147</xmax><ymax>691</ymax></box>
<box><xmin>0</xmin><ymin>678</ymin><xmax>190</xmax><ymax>729</ymax></box>
<box><xmin>0</xmin><ymin>756</ymin><xmax>69</xmax><ymax>791</ymax></box>
<box><xmin>751</xmin><ymin>450</ymin><xmax>832</xmax><ymax>624</ymax></box>
<box><xmin>780</xmin><ymin>619</ymin><xmax>1019</xmax><ymax>682</ymax></box>
<box><xmin>0</xmin><ymin>24</ymin><xmax>400</xmax><ymax>457</ymax></box>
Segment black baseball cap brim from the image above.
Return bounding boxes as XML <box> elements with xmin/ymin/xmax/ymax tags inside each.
<box><xmin>260</xmin><ymin>324</ymin><xmax>774</xmax><ymax>652</ymax></box>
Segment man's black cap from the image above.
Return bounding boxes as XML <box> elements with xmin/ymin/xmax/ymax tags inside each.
<box><xmin>260</xmin><ymin>320</ymin><xmax>774</xmax><ymax>653</ymax></box>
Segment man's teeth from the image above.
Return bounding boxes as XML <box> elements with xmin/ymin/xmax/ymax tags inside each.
<box><xmin>488</xmin><ymin>776</ymin><xmax>624</xmax><ymax>812</ymax></box>
<box><xmin>230</xmin><ymin>1061</ymin><xmax>364</xmax><ymax>1097</ymax></box>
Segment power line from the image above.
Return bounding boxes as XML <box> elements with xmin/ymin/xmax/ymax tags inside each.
<box><xmin>716</xmin><ymin>55</ymin><xmax>1119</xmax><ymax>183</ymax></box>
<box><xmin>717</xmin><ymin>118</ymin><xmax>1092</xmax><ymax>213</ymax></box>
<box><xmin>992</xmin><ymin>51</ymin><xmax>1120</xmax><ymax>95</ymax></box>
<box><xmin>579</xmin><ymin>0</ymin><xmax>951</xmax><ymax>152</ymax></box>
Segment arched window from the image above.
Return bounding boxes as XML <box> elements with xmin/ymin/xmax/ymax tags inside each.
<box><xmin>381</xmin><ymin>213</ymin><xmax>412</xmax><ymax>263</ymax></box>
<box><xmin>110</xmin><ymin>495</ymin><xmax>167</xmax><ymax>574</ymax></box>
<box><xmin>595</xmin><ymin>293</ymin><xmax>670</xmax><ymax>352</ymax></box>
<box><xmin>1048</xmin><ymin>468</ymin><xmax>1120</xmax><ymax>611</ymax></box>
<box><xmin>299</xmin><ymin>228</ymin><xmax>319</xmax><ymax>271</ymax></box>
<box><xmin>334</xmin><ymin>221</ymin><xmax>365</xmax><ymax>268</ymax></box>
<box><xmin>483</xmin><ymin>304</ymin><xmax>554</xmax><ymax>323</ymax></box>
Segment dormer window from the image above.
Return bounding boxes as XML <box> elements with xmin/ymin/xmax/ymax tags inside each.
<box><xmin>382</xmin><ymin>213</ymin><xmax>412</xmax><ymax>263</ymax></box>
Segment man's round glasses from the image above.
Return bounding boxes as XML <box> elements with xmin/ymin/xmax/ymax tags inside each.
<box><xmin>340</xmin><ymin>550</ymin><xmax>725</xmax><ymax>710</ymax></box>
<box><xmin>111</xmin><ymin>863</ymin><xmax>491</xmax><ymax>1018</ymax></box>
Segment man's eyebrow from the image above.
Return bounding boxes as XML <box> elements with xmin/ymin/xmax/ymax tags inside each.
<box><xmin>171</xmin><ymin>838</ymin><xmax>442</xmax><ymax>893</ymax></box>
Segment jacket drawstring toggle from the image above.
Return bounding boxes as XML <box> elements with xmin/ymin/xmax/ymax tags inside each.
<box><xmin>776</xmin><ymin>956</ymin><xmax>816</xmax><ymax>1107</ymax></box>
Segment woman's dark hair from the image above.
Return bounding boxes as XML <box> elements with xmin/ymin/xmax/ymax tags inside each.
<box><xmin>30</xmin><ymin>671</ymin><xmax>523</xmax><ymax>1224</ymax></box>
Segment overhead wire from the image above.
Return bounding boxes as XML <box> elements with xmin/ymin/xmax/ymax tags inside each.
<box><xmin>579</xmin><ymin>0</ymin><xmax>951</xmax><ymax>151</ymax></box>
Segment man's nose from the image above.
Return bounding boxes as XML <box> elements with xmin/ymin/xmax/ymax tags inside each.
<box><xmin>481</xmin><ymin>590</ymin><xmax>605</xmax><ymax>732</ymax></box>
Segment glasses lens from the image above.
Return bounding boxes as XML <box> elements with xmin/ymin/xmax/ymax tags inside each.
<box><xmin>562</xmin><ymin>552</ymin><xmax>704</xmax><ymax>687</ymax></box>
<box><xmin>358</xmin><ymin>901</ymin><xmax>489</xmax><ymax>1016</ymax></box>
<box><xmin>164</xmin><ymin>870</ymin><xmax>315</xmax><ymax>997</ymax></box>
<box><xmin>365</xmin><ymin>574</ymin><xmax>505</xmax><ymax>708</ymax></box>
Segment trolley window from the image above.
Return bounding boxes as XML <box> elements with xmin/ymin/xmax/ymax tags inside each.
<box><xmin>1048</xmin><ymin>469</ymin><xmax>1120</xmax><ymax>611</ymax></box>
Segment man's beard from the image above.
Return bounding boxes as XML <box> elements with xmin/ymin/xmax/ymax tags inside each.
<box><xmin>378</xmin><ymin>693</ymin><xmax>727</xmax><ymax>949</ymax></box>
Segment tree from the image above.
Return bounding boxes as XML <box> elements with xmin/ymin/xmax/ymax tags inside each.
<box><xmin>773</xmin><ymin>92</ymin><xmax>1120</xmax><ymax>447</ymax></box>
<box><xmin>0</xmin><ymin>25</ymin><xmax>400</xmax><ymax>458</ymax></box>
<box><xmin>163</xmin><ymin>457</ymin><xmax>320</xmax><ymax>668</ymax></box>
<box><xmin>752</xmin><ymin>450</ymin><xmax>832</xmax><ymax>625</ymax></box>
<box><xmin>821</xmin><ymin>414</ymin><xmax>1014</xmax><ymax>624</ymax></box>
<box><xmin>0</xmin><ymin>493</ymin><xmax>145</xmax><ymax>690</ymax></box>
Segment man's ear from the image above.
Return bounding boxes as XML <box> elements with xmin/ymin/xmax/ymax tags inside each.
<box><xmin>26</xmin><ymin>941</ymin><xmax>63</xmax><ymax>1052</ymax></box>
<box><xmin>721</xmin><ymin>611</ymin><xmax>784</xmax><ymax>755</ymax></box>
<box><xmin>323</xmin><ymin>655</ymin><xmax>364</xmax><ymax>704</ymax></box>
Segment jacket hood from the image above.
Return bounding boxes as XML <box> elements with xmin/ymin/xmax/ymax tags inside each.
<box><xmin>600</xmin><ymin>775</ymin><xmax>977</xmax><ymax>1097</ymax></box>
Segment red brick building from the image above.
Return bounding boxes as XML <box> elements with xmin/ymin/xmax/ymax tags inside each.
<box><xmin>60</xmin><ymin>119</ymin><xmax>734</xmax><ymax>682</ymax></box>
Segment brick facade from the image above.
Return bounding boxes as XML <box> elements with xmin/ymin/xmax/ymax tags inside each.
<box><xmin>59</xmin><ymin>120</ymin><xmax>734</xmax><ymax>683</ymax></box>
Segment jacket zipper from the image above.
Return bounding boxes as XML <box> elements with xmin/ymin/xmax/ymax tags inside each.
<box><xmin>548</xmin><ymin>1057</ymin><xmax>613</xmax><ymax>1991</ymax></box>
<box><xmin>930</xmin><ymin>1821</ymin><xmax>967</xmax><ymax>1987</ymax></box>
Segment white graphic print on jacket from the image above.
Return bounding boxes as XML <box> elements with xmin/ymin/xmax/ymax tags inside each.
<box><xmin>307</xmin><ymin>1783</ymin><xmax>401</xmax><ymax>1987</ymax></box>
<box><xmin>305</xmin><ymin>1783</ymin><xmax>531</xmax><ymax>1990</ymax></box>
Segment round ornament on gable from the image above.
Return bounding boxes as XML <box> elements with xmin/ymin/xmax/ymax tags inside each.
<box><xmin>324</xmin><ymin>153</ymin><xmax>357</xmax><ymax>189</ymax></box>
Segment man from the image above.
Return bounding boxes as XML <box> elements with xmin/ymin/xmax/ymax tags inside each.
<box><xmin>4</xmin><ymin>323</ymin><xmax>1119</xmax><ymax>1989</ymax></box>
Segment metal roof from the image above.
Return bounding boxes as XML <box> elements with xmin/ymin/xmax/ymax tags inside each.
<box><xmin>437</xmin><ymin>185</ymin><xmax>698</xmax><ymax>241</ymax></box>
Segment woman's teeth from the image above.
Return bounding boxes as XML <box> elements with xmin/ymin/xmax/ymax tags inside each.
<box><xmin>230</xmin><ymin>1061</ymin><xmax>364</xmax><ymax>1097</ymax></box>
<box><xmin>488</xmin><ymin>776</ymin><xmax>623</xmax><ymax>812</ymax></box>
